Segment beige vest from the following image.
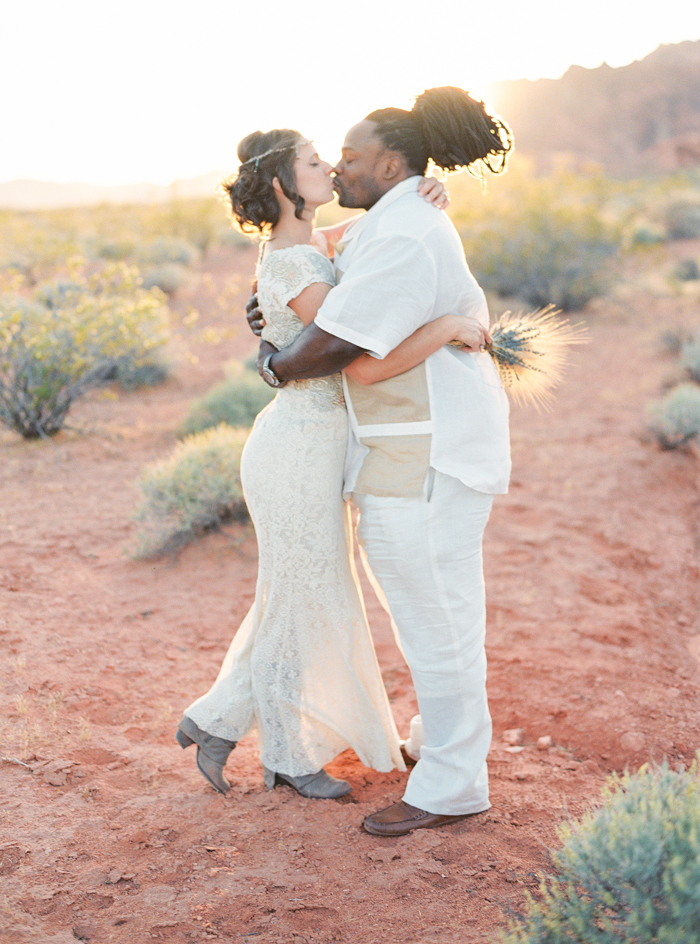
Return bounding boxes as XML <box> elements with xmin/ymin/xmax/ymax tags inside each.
<box><xmin>335</xmin><ymin>234</ymin><xmax>432</xmax><ymax>498</ymax></box>
<box><xmin>344</xmin><ymin>364</ymin><xmax>432</xmax><ymax>498</ymax></box>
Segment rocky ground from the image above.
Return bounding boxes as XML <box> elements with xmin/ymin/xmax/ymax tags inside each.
<box><xmin>1</xmin><ymin>243</ymin><xmax>699</xmax><ymax>944</ymax></box>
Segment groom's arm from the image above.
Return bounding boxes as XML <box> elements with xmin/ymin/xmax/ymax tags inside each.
<box><xmin>257</xmin><ymin>323</ymin><xmax>366</xmax><ymax>385</ymax></box>
<box><xmin>252</xmin><ymin>232</ymin><xmax>438</xmax><ymax>384</ymax></box>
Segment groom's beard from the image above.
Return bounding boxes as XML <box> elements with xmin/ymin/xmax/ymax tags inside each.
<box><xmin>333</xmin><ymin>180</ymin><xmax>379</xmax><ymax>212</ymax></box>
<box><xmin>333</xmin><ymin>181</ymin><xmax>354</xmax><ymax>208</ymax></box>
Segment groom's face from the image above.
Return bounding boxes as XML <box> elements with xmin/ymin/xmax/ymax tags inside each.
<box><xmin>332</xmin><ymin>121</ymin><xmax>390</xmax><ymax>211</ymax></box>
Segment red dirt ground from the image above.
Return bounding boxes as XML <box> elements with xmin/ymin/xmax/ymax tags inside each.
<box><xmin>1</xmin><ymin>243</ymin><xmax>699</xmax><ymax>944</ymax></box>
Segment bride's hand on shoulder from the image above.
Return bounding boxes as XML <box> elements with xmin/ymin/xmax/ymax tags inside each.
<box><xmin>418</xmin><ymin>176</ymin><xmax>450</xmax><ymax>210</ymax></box>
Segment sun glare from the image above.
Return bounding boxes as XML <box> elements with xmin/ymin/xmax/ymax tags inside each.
<box><xmin>0</xmin><ymin>0</ymin><xmax>698</xmax><ymax>186</ymax></box>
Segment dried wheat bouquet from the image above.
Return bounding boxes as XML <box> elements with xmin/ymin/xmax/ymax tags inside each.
<box><xmin>482</xmin><ymin>305</ymin><xmax>587</xmax><ymax>409</ymax></box>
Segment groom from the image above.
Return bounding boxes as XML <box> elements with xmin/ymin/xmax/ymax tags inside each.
<box><xmin>253</xmin><ymin>107</ymin><xmax>510</xmax><ymax>836</ymax></box>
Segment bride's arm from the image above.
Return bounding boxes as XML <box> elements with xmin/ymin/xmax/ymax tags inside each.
<box><xmin>287</xmin><ymin>281</ymin><xmax>334</xmax><ymax>325</ymax></box>
<box><xmin>288</xmin><ymin>283</ymin><xmax>490</xmax><ymax>384</ymax></box>
<box><xmin>344</xmin><ymin>315</ymin><xmax>491</xmax><ymax>386</ymax></box>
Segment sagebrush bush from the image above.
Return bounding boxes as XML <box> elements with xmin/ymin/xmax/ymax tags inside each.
<box><xmin>658</xmin><ymin>328</ymin><xmax>692</xmax><ymax>356</ymax></box>
<box><xmin>108</xmin><ymin>358</ymin><xmax>170</xmax><ymax>391</ymax></box>
<box><xmin>630</xmin><ymin>223</ymin><xmax>666</xmax><ymax>247</ymax></box>
<box><xmin>457</xmin><ymin>166</ymin><xmax>622</xmax><ymax>311</ymax></box>
<box><xmin>176</xmin><ymin>363</ymin><xmax>275</xmax><ymax>438</ymax></box>
<box><xmin>672</xmin><ymin>258</ymin><xmax>700</xmax><ymax>282</ymax></box>
<box><xmin>0</xmin><ymin>262</ymin><xmax>170</xmax><ymax>438</ymax></box>
<box><xmin>0</xmin><ymin>199</ymin><xmax>243</xmax><ymax>283</ymax></box>
<box><xmin>0</xmin><ymin>213</ymin><xmax>81</xmax><ymax>285</ymax></box>
<box><xmin>218</xmin><ymin>227</ymin><xmax>254</xmax><ymax>250</ymax></box>
<box><xmin>96</xmin><ymin>239</ymin><xmax>136</xmax><ymax>261</ymax></box>
<box><xmin>499</xmin><ymin>760</ymin><xmax>700</xmax><ymax>944</ymax></box>
<box><xmin>680</xmin><ymin>337</ymin><xmax>700</xmax><ymax>384</ymax></box>
<box><xmin>132</xmin><ymin>424</ymin><xmax>249</xmax><ymax>557</ymax></box>
<box><xmin>141</xmin><ymin>262</ymin><xmax>190</xmax><ymax>295</ymax></box>
<box><xmin>647</xmin><ymin>383</ymin><xmax>700</xmax><ymax>449</ymax></box>
<box><xmin>138</xmin><ymin>237</ymin><xmax>200</xmax><ymax>267</ymax></box>
<box><xmin>664</xmin><ymin>198</ymin><xmax>700</xmax><ymax>240</ymax></box>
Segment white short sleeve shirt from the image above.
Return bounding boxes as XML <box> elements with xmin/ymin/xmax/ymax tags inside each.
<box><xmin>314</xmin><ymin>176</ymin><xmax>511</xmax><ymax>498</ymax></box>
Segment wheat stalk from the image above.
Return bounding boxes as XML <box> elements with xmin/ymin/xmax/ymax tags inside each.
<box><xmin>485</xmin><ymin>305</ymin><xmax>588</xmax><ymax>409</ymax></box>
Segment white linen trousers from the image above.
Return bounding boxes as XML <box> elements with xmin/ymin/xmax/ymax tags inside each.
<box><xmin>354</xmin><ymin>469</ymin><xmax>494</xmax><ymax>816</ymax></box>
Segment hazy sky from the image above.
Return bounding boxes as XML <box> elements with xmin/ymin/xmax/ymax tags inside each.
<box><xmin>4</xmin><ymin>0</ymin><xmax>699</xmax><ymax>186</ymax></box>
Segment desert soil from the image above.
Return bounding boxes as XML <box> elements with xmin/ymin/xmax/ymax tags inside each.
<box><xmin>1</xmin><ymin>243</ymin><xmax>699</xmax><ymax>944</ymax></box>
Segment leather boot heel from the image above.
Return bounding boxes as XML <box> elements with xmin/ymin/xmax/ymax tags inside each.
<box><xmin>175</xmin><ymin>729</ymin><xmax>195</xmax><ymax>749</ymax></box>
<box><xmin>176</xmin><ymin>716</ymin><xmax>236</xmax><ymax>795</ymax></box>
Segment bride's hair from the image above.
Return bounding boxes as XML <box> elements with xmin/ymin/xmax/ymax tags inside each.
<box><xmin>365</xmin><ymin>87</ymin><xmax>513</xmax><ymax>178</ymax></box>
<box><xmin>222</xmin><ymin>129</ymin><xmax>306</xmax><ymax>232</ymax></box>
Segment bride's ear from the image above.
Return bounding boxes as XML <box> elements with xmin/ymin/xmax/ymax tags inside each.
<box><xmin>272</xmin><ymin>176</ymin><xmax>283</xmax><ymax>195</ymax></box>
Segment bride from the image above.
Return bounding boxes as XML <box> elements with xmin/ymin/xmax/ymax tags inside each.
<box><xmin>176</xmin><ymin>129</ymin><xmax>488</xmax><ymax>799</ymax></box>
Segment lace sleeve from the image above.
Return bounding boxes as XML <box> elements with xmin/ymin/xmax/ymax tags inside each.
<box><xmin>260</xmin><ymin>246</ymin><xmax>336</xmax><ymax>309</ymax></box>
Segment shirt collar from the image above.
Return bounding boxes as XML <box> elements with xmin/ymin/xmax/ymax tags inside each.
<box><xmin>333</xmin><ymin>176</ymin><xmax>422</xmax><ymax>262</ymax></box>
<box><xmin>364</xmin><ymin>176</ymin><xmax>422</xmax><ymax>220</ymax></box>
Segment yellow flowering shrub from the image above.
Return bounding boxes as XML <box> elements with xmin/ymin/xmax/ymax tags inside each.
<box><xmin>0</xmin><ymin>261</ymin><xmax>170</xmax><ymax>438</ymax></box>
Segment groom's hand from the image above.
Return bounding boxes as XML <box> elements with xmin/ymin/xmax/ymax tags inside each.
<box><xmin>257</xmin><ymin>340</ymin><xmax>282</xmax><ymax>387</ymax></box>
<box><xmin>246</xmin><ymin>285</ymin><xmax>265</xmax><ymax>336</ymax></box>
<box><xmin>257</xmin><ymin>340</ymin><xmax>277</xmax><ymax>368</ymax></box>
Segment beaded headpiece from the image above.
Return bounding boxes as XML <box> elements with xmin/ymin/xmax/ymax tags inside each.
<box><xmin>240</xmin><ymin>140</ymin><xmax>311</xmax><ymax>171</ymax></box>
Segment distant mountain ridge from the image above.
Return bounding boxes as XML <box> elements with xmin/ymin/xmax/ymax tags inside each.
<box><xmin>0</xmin><ymin>171</ymin><xmax>227</xmax><ymax>211</ymax></box>
<box><xmin>485</xmin><ymin>40</ymin><xmax>700</xmax><ymax>173</ymax></box>
<box><xmin>2</xmin><ymin>40</ymin><xmax>699</xmax><ymax>210</ymax></box>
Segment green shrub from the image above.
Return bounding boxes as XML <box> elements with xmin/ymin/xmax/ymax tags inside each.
<box><xmin>472</xmin><ymin>211</ymin><xmax>618</xmax><ymax>310</ymax></box>
<box><xmin>630</xmin><ymin>223</ymin><xmax>666</xmax><ymax>247</ymax></box>
<box><xmin>132</xmin><ymin>423</ymin><xmax>249</xmax><ymax>557</ymax></box>
<box><xmin>680</xmin><ymin>337</ymin><xmax>700</xmax><ymax>384</ymax></box>
<box><xmin>658</xmin><ymin>328</ymin><xmax>692</xmax><ymax>356</ymax></box>
<box><xmin>499</xmin><ymin>760</ymin><xmax>700</xmax><ymax>943</ymax></box>
<box><xmin>138</xmin><ymin>237</ymin><xmax>200</xmax><ymax>267</ymax></box>
<box><xmin>141</xmin><ymin>262</ymin><xmax>190</xmax><ymax>295</ymax></box>
<box><xmin>647</xmin><ymin>384</ymin><xmax>700</xmax><ymax>449</ymax></box>
<box><xmin>176</xmin><ymin>365</ymin><xmax>274</xmax><ymax>438</ymax></box>
<box><xmin>109</xmin><ymin>358</ymin><xmax>170</xmax><ymax>391</ymax></box>
<box><xmin>153</xmin><ymin>199</ymin><xmax>225</xmax><ymax>256</ymax></box>
<box><xmin>96</xmin><ymin>239</ymin><xmax>137</xmax><ymax>261</ymax></box>
<box><xmin>0</xmin><ymin>216</ymin><xmax>81</xmax><ymax>285</ymax></box>
<box><xmin>0</xmin><ymin>262</ymin><xmax>170</xmax><ymax>438</ymax></box>
<box><xmin>664</xmin><ymin>199</ymin><xmax>700</xmax><ymax>240</ymax></box>
<box><xmin>458</xmin><ymin>167</ymin><xmax>622</xmax><ymax>311</ymax></box>
<box><xmin>672</xmin><ymin>258</ymin><xmax>700</xmax><ymax>282</ymax></box>
<box><xmin>218</xmin><ymin>228</ymin><xmax>254</xmax><ymax>250</ymax></box>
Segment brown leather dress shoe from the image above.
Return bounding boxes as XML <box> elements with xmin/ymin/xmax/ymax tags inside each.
<box><xmin>363</xmin><ymin>800</ymin><xmax>479</xmax><ymax>837</ymax></box>
<box><xmin>399</xmin><ymin>742</ymin><xmax>418</xmax><ymax>768</ymax></box>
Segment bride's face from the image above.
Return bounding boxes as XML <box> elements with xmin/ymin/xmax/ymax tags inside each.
<box><xmin>292</xmin><ymin>141</ymin><xmax>335</xmax><ymax>207</ymax></box>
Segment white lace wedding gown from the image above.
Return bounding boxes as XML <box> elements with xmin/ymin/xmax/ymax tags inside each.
<box><xmin>185</xmin><ymin>244</ymin><xmax>404</xmax><ymax>778</ymax></box>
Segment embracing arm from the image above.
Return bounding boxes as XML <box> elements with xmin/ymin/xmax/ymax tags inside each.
<box><xmin>258</xmin><ymin>313</ymin><xmax>491</xmax><ymax>386</ymax></box>
<box><xmin>258</xmin><ymin>324</ymin><xmax>364</xmax><ymax>382</ymax></box>
<box><xmin>256</xmin><ymin>278</ymin><xmax>365</xmax><ymax>382</ymax></box>
<box><xmin>344</xmin><ymin>314</ymin><xmax>491</xmax><ymax>385</ymax></box>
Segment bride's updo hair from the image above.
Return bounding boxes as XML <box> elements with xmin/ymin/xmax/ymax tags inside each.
<box><xmin>222</xmin><ymin>129</ymin><xmax>306</xmax><ymax>232</ymax></box>
<box><xmin>365</xmin><ymin>86</ymin><xmax>513</xmax><ymax>178</ymax></box>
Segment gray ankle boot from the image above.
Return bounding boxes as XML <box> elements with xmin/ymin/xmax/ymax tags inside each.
<box><xmin>262</xmin><ymin>765</ymin><xmax>352</xmax><ymax>799</ymax></box>
<box><xmin>176</xmin><ymin>716</ymin><xmax>236</xmax><ymax>794</ymax></box>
